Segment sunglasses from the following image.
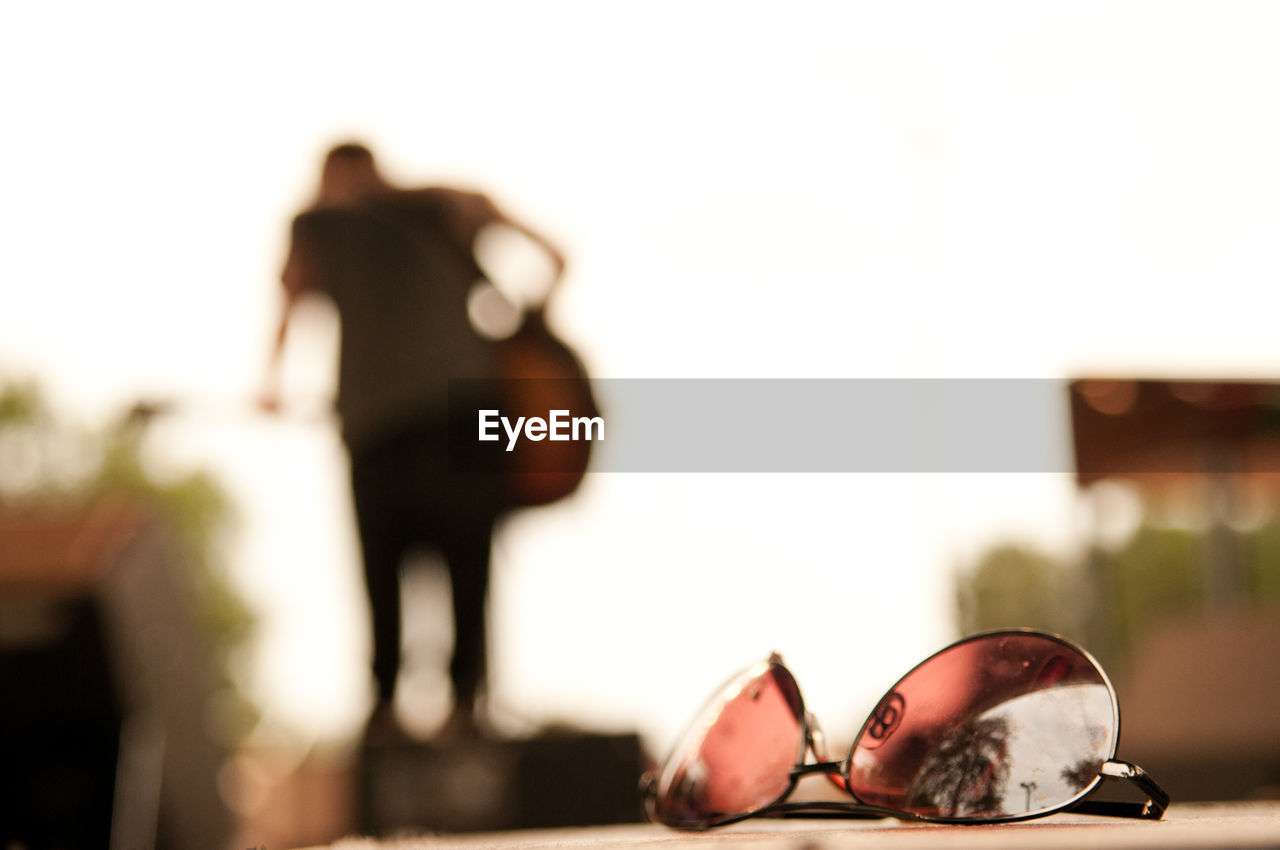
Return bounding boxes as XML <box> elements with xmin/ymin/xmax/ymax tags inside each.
<box><xmin>643</xmin><ymin>629</ymin><xmax>1168</xmax><ymax>828</ymax></box>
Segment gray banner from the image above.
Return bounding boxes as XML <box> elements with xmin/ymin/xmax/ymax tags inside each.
<box><xmin>457</xmin><ymin>379</ymin><xmax>1075</xmax><ymax>472</ymax></box>
<box><xmin>589</xmin><ymin>379</ymin><xmax>1070</xmax><ymax>472</ymax></box>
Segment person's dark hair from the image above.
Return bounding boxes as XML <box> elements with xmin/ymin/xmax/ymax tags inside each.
<box><xmin>325</xmin><ymin>142</ymin><xmax>376</xmax><ymax>168</ymax></box>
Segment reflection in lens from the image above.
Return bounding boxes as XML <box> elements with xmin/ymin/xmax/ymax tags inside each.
<box><xmin>847</xmin><ymin>632</ymin><xmax>1117</xmax><ymax>820</ymax></box>
<box><xmin>906</xmin><ymin>713</ymin><xmax>1012</xmax><ymax>816</ymax></box>
<box><xmin>651</xmin><ymin>658</ymin><xmax>804</xmax><ymax>828</ymax></box>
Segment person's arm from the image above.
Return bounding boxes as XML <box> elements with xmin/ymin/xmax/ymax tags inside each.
<box><xmin>434</xmin><ymin>188</ymin><xmax>567</xmax><ymax>309</ymax></box>
<box><xmin>258</xmin><ymin>304</ymin><xmax>292</xmax><ymax>413</ymax></box>
<box><xmin>259</xmin><ymin>222</ymin><xmax>313</xmax><ymax>412</ymax></box>
<box><xmin>477</xmin><ymin>193</ymin><xmax>567</xmax><ymax>292</ymax></box>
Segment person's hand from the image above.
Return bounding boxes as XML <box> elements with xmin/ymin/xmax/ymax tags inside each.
<box><xmin>257</xmin><ymin>387</ymin><xmax>283</xmax><ymax>416</ymax></box>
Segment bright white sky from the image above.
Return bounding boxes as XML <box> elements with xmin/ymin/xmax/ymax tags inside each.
<box><xmin>4</xmin><ymin>2</ymin><xmax>1280</xmax><ymax>755</ymax></box>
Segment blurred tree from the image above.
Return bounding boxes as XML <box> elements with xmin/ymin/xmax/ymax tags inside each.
<box><xmin>1243</xmin><ymin>516</ymin><xmax>1280</xmax><ymax>604</ymax></box>
<box><xmin>0</xmin><ymin>378</ymin><xmax>257</xmax><ymax>741</ymax></box>
<box><xmin>956</xmin><ymin>503</ymin><xmax>1280</xmax><ymax>676</ymax></box>
<box><xmin>1108</xmin><ymin>524</ymin><xmax>1201</xmax><ymax>650</ymax></box>
<box><xmin>955</xmin><ymin>544</ymin><xmax>1083</xmax><ymax>639</ymax></box>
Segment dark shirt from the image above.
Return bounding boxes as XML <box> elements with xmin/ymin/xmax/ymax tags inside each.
<box><xmin>289</xmin><ymin>192</ymin><xmax>495</xmax><ymax>450</ymax></box>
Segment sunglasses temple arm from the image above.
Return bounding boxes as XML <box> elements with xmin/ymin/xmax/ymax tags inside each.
<box><xmin>803</xmin><ymin>713</ymin><xmax>851</xmax><ymax>792</ymax></box>
<box><xmin>1069</xmin><ymin>759</ymin><xmax>1169</xmax><ymax>820</ymax></box>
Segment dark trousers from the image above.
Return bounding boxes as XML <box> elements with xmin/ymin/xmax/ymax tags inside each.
<box><xmin>348</xmin><ymin>416</ymin><xmax>503</xmax><ymax>709</ymax></box>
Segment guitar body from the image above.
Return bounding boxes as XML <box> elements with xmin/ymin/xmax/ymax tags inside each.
<box><xmin>496</xmin><ymin>311</ymin><xmax>598</xmax><ymax>509</ymax></box>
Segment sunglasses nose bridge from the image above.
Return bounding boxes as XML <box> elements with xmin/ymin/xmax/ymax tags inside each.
<box><xmin>797</xmin><ymin>710</ymin><xmax>853</xmax><ymax>792</ymax></box>
<box><xmin>789</xmin><ymin>757</ymin><xmax>849</xmax><ymax>783</ymax></box>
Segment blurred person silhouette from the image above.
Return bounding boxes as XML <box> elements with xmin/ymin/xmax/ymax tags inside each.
<box><xmin>261</xmin><ymin>142</ymin><xmax>565</xmax><ymax>743</ymax></box>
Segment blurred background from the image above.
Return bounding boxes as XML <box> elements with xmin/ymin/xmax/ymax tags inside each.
<box><xmin>3</xmin><ymin>1</ymin><xmax>1280</xmax><ymax>847</ymax></box>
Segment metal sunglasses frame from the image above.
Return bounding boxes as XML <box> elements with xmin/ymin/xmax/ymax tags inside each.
<box><xmin>643</xmin><ymin>629</ymin><xmax>1170</xmax><ymax>829</ymax></box>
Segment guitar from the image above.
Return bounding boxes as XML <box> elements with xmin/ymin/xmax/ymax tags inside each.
<box><xmin>494</xmin><ymin>307</ymin><xmax>598</xmax><ymax>509</ymax></box>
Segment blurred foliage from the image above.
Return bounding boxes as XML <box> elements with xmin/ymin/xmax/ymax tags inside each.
<box><xmin>1244</xmin><ymin>518</ymin><xmax>1280</xmax><ymax>600</ymax></box>
<box><xmin>957</xmin><ymin>497</ymin><xmax>1280</xmax><ymax>676</ymax></box>
<box><xmin>956</xmin><ymin>543</ymin><xmax>1082</xmax><ymax>639</ymax></box>
<box><xmin>0</xmin><ymin>379</ymin><xmax>257</xmax><ymax>741</ymax></box>
<box><xmin>1107</xmin><ymin>524</ymin><xmax>1203</xmax><ymax>645</ymax></box>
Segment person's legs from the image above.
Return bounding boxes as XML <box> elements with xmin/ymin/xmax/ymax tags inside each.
<box><xmin>440</xmin><ymin>515</ymin><xmax>495</xmax><ymax>726</ymax></box>
<box><xmin>349</xmin><ymin>441</ymin><xmax>411</xmax><ymax>729</ymax></box>
<box><xmin>384</xmin><ymin>411</ymin><xmax>503</xmax><ymax>740</ymax></box>
<box><xmin>359</xmin><ymin>526</ymin><xmax>403</xmax><ymax>708</ymax></box>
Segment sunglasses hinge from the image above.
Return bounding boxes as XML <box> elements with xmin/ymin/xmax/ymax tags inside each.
<box><xmin>1099</xmin><ymin>759</ymin><xmax>1133</xmax><ymax>779</ymax></box>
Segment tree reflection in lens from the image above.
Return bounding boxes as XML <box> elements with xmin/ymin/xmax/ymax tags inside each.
<box><xmin>848</xmin><ymin>633</ymin><xmax>1117</xmax><ymax>820</ymax></box>
<box><xmin>907</xmin><ymin>715</ymin><xmax>1012</xmax><ymax>817</ymax></box>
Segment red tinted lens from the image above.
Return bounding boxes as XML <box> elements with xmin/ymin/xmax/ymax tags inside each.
<box><xmin>651</xmin><ymin>658</ymin><xmax>805</xmax><ymax>828</ymax></box>
<box><xmin>847</xmin><ymin>632</ymin><xmax>1116</xmax><ymax>820</ymax></box>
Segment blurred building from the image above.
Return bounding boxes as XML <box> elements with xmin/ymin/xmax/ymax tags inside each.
<box><xmin>1119</xmin><ymin>612</ymin><xmax>1280</xmax><ymax>801</ymax></box>
<box><xmin>1070</xmin><ymin>378</ymin><xmax>1280</xmax><ymax>802</ymax></box>
<box><xmin>0</xmin><ymin>503</ymin><xmax>233</xmax><ymax>850</ymax></box>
